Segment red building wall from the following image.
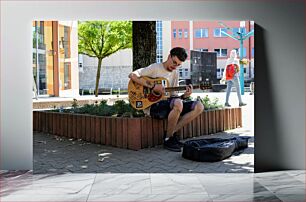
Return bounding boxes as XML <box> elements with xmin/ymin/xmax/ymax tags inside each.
<box><xmin>171</xmin><ymin>21</ymin><xmax>190</xmax><ymax>59</ymax></box>
<box><xmin>171</xmin><ymin>21</ymin><xmax>254</xmax><ymax>59</ymax></box>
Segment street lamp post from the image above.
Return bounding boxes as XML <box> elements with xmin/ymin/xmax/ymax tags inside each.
<box><xmin>219</xmin><ymin>21</ymin><xmax>254</xmax><ymax>95</ymax></box>
<box><xmin>238</xmin><ymin>31</ymin><xmax>245</xmax><ymax>94</ymax></box>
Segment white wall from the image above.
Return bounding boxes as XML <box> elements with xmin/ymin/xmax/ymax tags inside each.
<box><xmin>1</xmin><ymin>0</ymin><xmax>304</xmax><ymax>171</ymax></box>
<box><xmin>82</xmin><ymin>49</ymin><xmax>132</xmax><ymax>67</ymax></box>
<box><xmin>79</xmin><ymin>49</ymin><xmax>132</xmax><ymax>90</ymax></box>
<box><xmin>162</xmin><ymin>21</ymin><xmax>171</xmax><ymax>61</ymax></box>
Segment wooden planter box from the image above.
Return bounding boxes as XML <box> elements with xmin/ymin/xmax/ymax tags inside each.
<box><xmin>33</xmin><ymin>108</ymin><xmax>242</xmax><ymax>150</ymax></box>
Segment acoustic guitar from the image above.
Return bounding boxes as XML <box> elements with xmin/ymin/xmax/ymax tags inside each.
<box><xmin>128</xmin><ymin>77</ymin><xmax>211</xmax><ymax>110</ymax></box>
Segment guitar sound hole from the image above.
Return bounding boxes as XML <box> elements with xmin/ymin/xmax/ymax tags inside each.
<box><xmin>148</xmin><ymin>93</ymin><xmax>162</xmax><ymax>102</ymax></box>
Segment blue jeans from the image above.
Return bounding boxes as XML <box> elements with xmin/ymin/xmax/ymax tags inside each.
<box><xmin>225</xmin><ymin>76</ymin><xmax>243</xmax><ymax>104</ymax></box>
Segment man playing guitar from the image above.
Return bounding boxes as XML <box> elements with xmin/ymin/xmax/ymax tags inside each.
<box><xmin>128</xmin><ymin>47</ymin><xmax>204</xmax><ymax>152</ymax></box>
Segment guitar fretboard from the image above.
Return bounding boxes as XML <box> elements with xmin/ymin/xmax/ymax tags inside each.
<box><xmin>164</xmin><ymin>85</ymin><xmax>200</xmax><ymax>92</ymax></box>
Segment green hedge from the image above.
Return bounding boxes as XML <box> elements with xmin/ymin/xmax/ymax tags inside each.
<box><xmin>53</xmin><ymin>96</ymin><xmax>223</xmax><ymax>117</ymax></box>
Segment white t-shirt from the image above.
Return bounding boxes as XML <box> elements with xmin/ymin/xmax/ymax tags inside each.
<box><xmin>132</xmin><ymin>63</ymin><xmax>179</xmax><ymax>114</ymax></box>
<box><xmin>134</xmin><ymin>63</ymin><xmax>179</xmax><ymax>87</ymax></box>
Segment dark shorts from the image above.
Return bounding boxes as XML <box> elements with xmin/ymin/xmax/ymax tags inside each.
<box><xmin>150</xmin><ymin>98</ymin><xmax>199</xmax><ymax>120</ymax></box>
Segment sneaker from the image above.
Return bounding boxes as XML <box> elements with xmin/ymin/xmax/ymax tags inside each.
<box><xmin>173</xmin><ymin>133</ymin><xmax>184</xmax><ymax>147</ymax></box>
<box><xmin>239</xmin><ymin>103</ymin><xmax>247</xmax><ymax>107</ymax></box>
<box><xmin>225</xmin><ymin>103</ymin><xmax>231</xmax><ymax>107</ymax></box>
<box><xmin>163</xmin><ymin>137</ymin><xmax>181</xmax><ymax>152</ymax></box>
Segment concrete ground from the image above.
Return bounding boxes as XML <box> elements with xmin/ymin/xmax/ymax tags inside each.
<box><xmin>2</xmin><ymin>170</ymin><xmax>305</xmax><ymax>201</ymax></box>
<box><xmin>33</xmin><ymin>92</ymin><xmax>254</xmax><ymax>173</ymax></box>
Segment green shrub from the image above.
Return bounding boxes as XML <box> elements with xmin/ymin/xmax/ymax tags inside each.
<box><xmin>53</xmin><ymin>96</ymin><xmax>223</xmax><ymax>117</ymax></box>
<box><xmin>72</xmin><ymin>98</ymin><xmax>78</xmax><ymax>109</ymax></box>
<box><xmin>113</xmin><ymin>100</ymin><xmax>128</xmax><ymax>116</ymax></box>
<box><xmin>199</xmin><ymin>95</ymin><xmax>223</xmax><ymax>110</ymax></box>
<box><xmin>112</xmin><ymin>100</ymin><xmax>145</xmax><ymax>117</ymax></box>
<box><xmin>57</xmin><ymin>99</ymin><xmax>145</xmax><ymax>118</ymax></box>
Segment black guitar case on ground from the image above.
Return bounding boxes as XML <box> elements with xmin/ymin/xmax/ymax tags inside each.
<box><xmin>182</xmin><ymin>137</ymin><xmax>250</xmax><ymax>162</ymax></box>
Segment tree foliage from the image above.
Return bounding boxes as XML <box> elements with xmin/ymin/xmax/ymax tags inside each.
<box><xmin>79</xmin><ymin>21</ymin><xmax>132</xmax><ymax>59</ymax></box>
<box><xmin>78</xmin><ymin>21</ymin><xmax>132</xmax><ymax>96</ymax></box>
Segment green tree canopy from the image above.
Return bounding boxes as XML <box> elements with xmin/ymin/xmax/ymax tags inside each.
<box><xmin>78</xmin><ymin>21</ymin><xmax>132</xmax><ymax>96</ymax></box>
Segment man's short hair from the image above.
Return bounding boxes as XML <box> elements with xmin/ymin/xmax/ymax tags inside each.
<box><xmin>170</xmin><ymin>47</ymin><xmax>188</xmax><ymax>62</ymax></box>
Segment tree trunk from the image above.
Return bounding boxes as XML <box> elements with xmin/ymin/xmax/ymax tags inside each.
<box><xmin>95</xmin><ymin>58</ymin><xmax>102</xmax><ymax>97</ymax></box>
<box><xmin>132</xmin><ymin>21</ymin><xmax>156</xmax><ymax>71</ymax></box>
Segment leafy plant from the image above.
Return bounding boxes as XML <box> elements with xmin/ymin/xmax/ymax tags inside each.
<box><xmin>72</xmin><ymin>98</ymin><xmax>78</xmax><ymax>109</ymax></box>
<box><xmin>201</xmin><ymin>95</ymin><xmax>211</xmax><ymax>109</ymax></box>
<box><xmin>113</xmin><ymin>100</ymin><xmax>127</xmax><ymax>116</ymax></box>
<box><xmin>125</xmin><ymin>104</ymin><xmax>145</xmax><ymax>118</ymax></box>
<box><xmin>52</xmin><ymin>96</ymin><xmax>222</xmax><ymax>116</ymax></box>
<box><xmin>199</xmin><ymin>95</ymin><xmax>223</xmax><ymax>110</ymax></box>
<box><xmin>240</xmin><ymin>58</ymin><xmax>249</xmax><ymax>65</ymax></box>
<box><xmin>112</xmin><ymin>100</ymin><xmax>145</xmax><ymax>117</ymax></box>
<box><xmin>99</xmin><ymin>100</ymin><xmax>108</xmax><ymax>107</ymax></box>
<box><xmin>64</xmin><ymin>99</ymin><xmax>145</xmax><ymax>117</ymax></box>
<box><xmin>184</xmin><ymin>96</ymin><xmax>193</xmax><ymax>102</ymax></box>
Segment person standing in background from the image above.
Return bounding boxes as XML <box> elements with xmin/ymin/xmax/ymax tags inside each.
<box><xmin>221</xmin><ymin>49</ymin><xmax>247</xmax><ymax>107</ymax></box>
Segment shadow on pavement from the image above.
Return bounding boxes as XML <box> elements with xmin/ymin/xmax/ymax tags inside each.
<box><xmin>33</xmin><ymin>131</ymin><xmax>254</xmax><ymax>174</ymax></box>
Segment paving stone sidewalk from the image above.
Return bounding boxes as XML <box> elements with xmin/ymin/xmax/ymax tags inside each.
<box><xmin>34</xmin><ymin>92</ymin><xmax>254</xmax><ymax>173</ymax></box>
<box><xmin>34</xmin><ymin>128</ymin><xmax>254</xmax><ymax>174</ymax></box>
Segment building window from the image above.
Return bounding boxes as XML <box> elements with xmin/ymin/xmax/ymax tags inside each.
<box><xmin>156</xmin><ymin>21</ymin><xmax>163</xmax><ymax>63</ymax></box>
<box><xmin>214</xmin><ymin>28</ymin><xmax>228</xmax><ymax>37</ymax></box>
<box><xmin>250</xmin><ymin>21</ymin><xmax>255</xmax><ymax>32</ymax></box>
<box><xmin>173</xmin><ymin>29</ymin><xmax>176</xmax><ymax>38</ymax></box>
<box><xmin>194</xmin><ymin>28</ymin><xmax>208</xmax><ymax>38</ymax></box>
<box><xmin>214</xmin><ymin>49</ymin><xmax>227</xmax><ymax>57</ymax></box>
<box><xmin>32</xmin><ymin>21</ymin><xmax>54</xmax><ymax>96</ymax></box>
<box><xmin>184</xmin><ymin>69</ymin><xmax>188</xmax><ymax>77</ymax></box>
<box><xmin>233</xmin><ymin>27</ymin><xmax>246</xmax><ymax>35</ymax></box>
<box><xmin>63</xmin><ymin>26</ymin><xmax>71</xmax><ymax>58</ymax></box>
<box><xmin>197</xmin><ymin>48</ymin><xmax>208</xmax><ymax>52</ymax></box>
<box><xmin>156</xmin><ymin>55</ymin><xmax>163</xmax><ymax>63</ymax></box>
<box><xmin>179</xmin><ymin>69</ymin><xmax>183</xmax><ymax>77</ymax></box>
<box><xmin>178</xmin><ymin>29</ymin><xmax>182</xmax><ymax>38</ymax></box>
<box><xmin>64</xmin><ymin>63</ymin><xmax>71</xmax><ymax>90</ymax></box>
<box><xmin>217</xmin><ymin>68</ymin><xmax>225</xmax><ymax>79</ymax></box>
<box><xmin>234</xmin><ymin>47</ymin><xmax>247</xmax><ymax>57</ymax></box>
<box><xmin>59</xmin><ymin>24</ymin><xmax>72</xmax><ymax>90</ymax></box>
<box><xmin>184</xmin><ymin>29</ymin><xmax>188</xmax><ymax>38</ymax></box>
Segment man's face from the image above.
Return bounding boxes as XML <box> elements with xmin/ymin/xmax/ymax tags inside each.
<box><xmin>167</xmin><ymin>55</ymin><xmax>182</xmax><ymax>71</ymax></box>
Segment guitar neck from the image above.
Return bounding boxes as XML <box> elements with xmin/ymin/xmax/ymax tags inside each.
<box><xmin>165</xmin><ymin>85</ymin><xmax>199</xmax><ymax>92</ymax></box>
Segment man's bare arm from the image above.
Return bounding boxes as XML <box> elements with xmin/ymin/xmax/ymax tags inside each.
<box><xmin>128</xmin><ymin>72</ymin><xmax>154</xmax><ymax>88</ymax></box>
<box><xmin>129</xmin><ymin>72</ymin><xmax>164</xmax><ymax>94</ymax></box>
